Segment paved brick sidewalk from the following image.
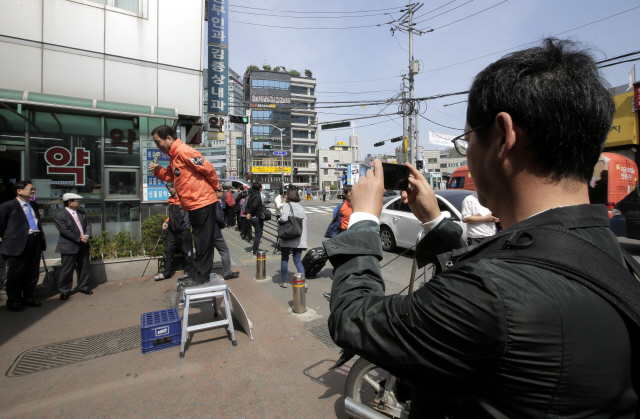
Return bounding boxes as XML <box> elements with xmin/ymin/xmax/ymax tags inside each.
<box><xmin>0</xmin><ymin>270</ymin><xmax>348</xmax><ymax>419</ymax></box>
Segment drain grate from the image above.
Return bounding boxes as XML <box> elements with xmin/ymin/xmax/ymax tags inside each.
<box><xmin>308</xmin><ymin>324</ymin><xmax>338</xmax><ymax>350</ymax></box>
<box><xmin>6</xmin><ymin>327</ymin><xmax>140</xmax><ymax>377</ymax></box>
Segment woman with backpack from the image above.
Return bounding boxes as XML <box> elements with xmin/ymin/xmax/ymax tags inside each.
<box><xmin>277</xmin><ymin>188</ymin><xmax>307</xmax><ymax>288</ymax></box>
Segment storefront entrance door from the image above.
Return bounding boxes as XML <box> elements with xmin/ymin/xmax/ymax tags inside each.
<box><xmin>0</xmin><ymin>148</ymin><xmax>24</xmax><ymax>204</ymax></box>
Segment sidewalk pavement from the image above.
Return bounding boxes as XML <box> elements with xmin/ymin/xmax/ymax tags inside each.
<box><xmin>0</xmin><ymin>268</ymin><xmax>349</xmax><ymax>419</ymax></box>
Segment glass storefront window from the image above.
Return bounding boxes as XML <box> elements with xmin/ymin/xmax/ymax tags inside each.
<box><xmin>29</xmin><ymin>111</ymin><xmax>103</xmax><ymax>257</ymax></box>
<box><xmin>104</xmin><ymin>117</ymin><xmax>140</xmax><ymax>166</ymax></box>
<box><xmin>108</xmin><ymin>171</ymin><xmax>138</xmax><ymax>197</ymax></box>
<box><xmin>105</xmin><ymin>201</ymin><xmax>140</xmax><ymax>236</ymax></box>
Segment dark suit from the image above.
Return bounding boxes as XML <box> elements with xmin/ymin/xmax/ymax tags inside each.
<box><xmin>53</xmin><ymin>208</ymin><xmax>92</xmax><ymax>294</ymax></box>
<box><xmin>0</xmin><ymin>198</ymin><xmax>47</xmax><ymax>303</ymax></box>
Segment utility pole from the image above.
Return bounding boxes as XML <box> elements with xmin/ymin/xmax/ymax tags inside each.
<box><xmin>402</xmin><ymin>88</ymin><xmax>407</xmax><ymax>162</ymax></box>
<box><xmin>393</xmin><ymin>1</ymin><xmax>429</xmax><ymax>166</ymax></box>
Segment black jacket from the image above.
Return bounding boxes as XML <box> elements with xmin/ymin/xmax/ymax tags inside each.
<box><xmin>245</xmin><ymin>191</ymin><xmax>262</xmax><ymax>217</ymax></box>
<box><xmin>0</xmin><ymin>199</ymin><xmax>47</xmax><ymax>256</ymax></box>
<box><xmin>54</xmin><ymin>208</ymin><xmax>92</xmax><ymax>254</ymax></box>
<box><xmin>168</xmin><ymin>199</ymin><xmax>190</xmax><ymax>232</ymax></box>
<box><xmin>323</xmin><ymin>204</ymin><xmax>636</xmax><ymax>417</ymax></box>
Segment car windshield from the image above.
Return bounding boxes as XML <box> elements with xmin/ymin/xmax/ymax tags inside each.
<box><xmin>435</xmin><ymin>192</ymin><xmax>471</xmax><ymax>213</ymax></box>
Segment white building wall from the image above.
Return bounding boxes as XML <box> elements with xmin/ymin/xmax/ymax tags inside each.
<box><xmin>0</xmin><ymin>0</ymin><xmax>204</xmax><ymax>117</ymax></box>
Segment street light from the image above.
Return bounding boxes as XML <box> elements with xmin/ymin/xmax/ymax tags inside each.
<box><xmin>255</xmin><ymin>123</ymin><xmax>286</xmax><ymax>191</ymax></box>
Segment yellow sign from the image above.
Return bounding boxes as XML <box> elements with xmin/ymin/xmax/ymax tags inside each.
<box><xmin>208</xmin><ymin>131</ymin><xmax>224</xmax><ymax>140</ymax></box>
<box><xmin>251</xmin><ymin>166</ymin><xmax>292</xmax><ymax>174</ymax></box>
<box><xmin>404</xmin><ymin>137</ymin><xmax>408</xmax><ymax>153</ymax></box>
<box><xmin>605</xmin><ymin>91</ymin><xmax>639</xmax><ymax>148</ymax></box>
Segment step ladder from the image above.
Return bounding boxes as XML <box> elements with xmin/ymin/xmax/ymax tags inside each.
<box><xmin>180</xmin><ymin>273</ymin><xmax>237</xmax><ymax>358</ymax></box>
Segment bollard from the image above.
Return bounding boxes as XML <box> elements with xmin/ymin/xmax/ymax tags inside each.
<box><xmin>255</xmin><ymin>250</ymin><xmax>267</xmax><ymax>280</ymax></box>
<box><xmin>292</xmin><ymin>273</ymin><xmax>306</xmax><ymax>313</ymax></box>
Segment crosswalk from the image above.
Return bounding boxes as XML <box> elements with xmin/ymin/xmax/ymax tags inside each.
<box><xmin>301</xmin><ymin>205</ymin><xmax>335</xmax><ymax>215</ymax></box>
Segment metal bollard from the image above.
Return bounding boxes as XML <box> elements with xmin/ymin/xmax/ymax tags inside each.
<box><xmin>292</xmin><ymin>273</ymin><xmax>306</xmax><ymax>313</ymax></box>
<box><xmin>255</xmin><ymin>250</ymin><xmax>267</xmax><ymax>280</ymax></box>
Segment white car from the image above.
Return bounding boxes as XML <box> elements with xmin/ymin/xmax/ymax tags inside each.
<box><xmin>379</xmin><ymin>190</ymin><xmax>473</xmax><ymax>251</ymax></box>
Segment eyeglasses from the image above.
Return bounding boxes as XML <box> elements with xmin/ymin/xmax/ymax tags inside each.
<box><xmin>451</xmin><ymin>123</ymin><xmax>491</xmax><ymax>156</ymax></box>
<box><xmin>22</xmin><ymin>187</ymin><xmax>36</xmax><ymax>192</ymax></box>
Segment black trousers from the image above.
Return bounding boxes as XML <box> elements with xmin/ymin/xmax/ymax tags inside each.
<box><xmin>251</xmin><ymin>217</ymin><xmax>264</xmax><ymax>254</ymax></box>
<box><xmin>226</xmin><ymin>207</ymin><xmax>236</xmax><ymax>227</ymax></box>
<box><xmin>188</xmin><ymin>203</ymin><xmax>217</xmax><ymax>282</ymax></box>
<box><xmin>162</xmin><ymin>229</ymin><xmax>193</xmax><ymax>277</ymax></box>
<box><xmin>59</xmin><ymin>244</ymin><xmax>90</xmax><ymax>294</ymax></box>
<box><xmin>241</xmin><ymin>217</ymin><xmax>252</xmax><ymax>238</ymax></box>
<box><xmin>5</xmin><ymin>234</ymin><xmax>42</xmax><ymax>303</ymax></box>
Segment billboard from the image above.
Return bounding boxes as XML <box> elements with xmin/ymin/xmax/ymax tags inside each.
<box><xmin>605</xmin><ymin>91</ymin><xmax>639</xmax><ymax>148</ymax></box>
<box><xmin>207</xmin><ymin>0</ymin><xmax>229</xmax><ymax>115</ymax></box>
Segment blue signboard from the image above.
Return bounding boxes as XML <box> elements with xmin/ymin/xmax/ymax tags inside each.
<box><xmin>273</xmin><ymin>151</ymin><xmax>287</xmax><ymax>156</ymax></box>
<box><xmin>208</xmin><ymin>0</ymin><xmax>228</xmax><ymax>47</ymax></box>
<box><xmin>144</xmin><ymin>149</ymin><xmax>170</xmax><ymax>162</ymax></box>
<box><xmin>145</xmin><ymin>188</ymin><xmax>170</xmax><ymax>201</ymax></box>
<box><xmin>143</xmin><ymin>175</ymin><xmax>166</xmax><ymax>187</ymax></box>
<box><xmin>207</xmin><ymin>45</ymin><xmax>228</xmax><ymax>114</ymax></box>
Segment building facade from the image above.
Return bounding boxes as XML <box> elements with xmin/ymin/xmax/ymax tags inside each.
<box><xmin>319</xmin><ymin>142</ymin><xmax>356</xmax><ymax>188</ymax></box>
<box><xmin>0</xmin><ymin>0</ymin><xmax>205</xmax><ymax>258</ymax></box>
<box><xmin>244</xmin><ymin>70</ymin><xmax>318</xmax><ymax>190</ymax></box>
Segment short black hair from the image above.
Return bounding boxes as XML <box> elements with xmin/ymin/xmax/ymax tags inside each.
<box><xmin>466</xmin><ymin>38</ymin><xmax>614</xmax><ymax>183</ymax></box>
<box><xmin>13</xmin><ymin>180</ymin><xmax>32</xmax><ymax>194</ymax></box>
<box><xmin>343</xmin><ymin>185</ymin><xmax>352</xmax><ymax>194</ymax></box>
<box><xmin>151</xmin><ymin>125</ymin><xmax>177</xmax><ymax>141</ymax></box>
<box><xmin>252</xmin><ymin>182</ymin><xmax>262</xmax><ymax>191</ymax></box>
<box><xmin>286</xmin><ymin>189</ymin><xmax>301</xmax><ymax>202</ymax></box>
<box><xmin>63</xmin><ymin>199</ymin><xmax>75</xmax><ymax>207</ymax></box>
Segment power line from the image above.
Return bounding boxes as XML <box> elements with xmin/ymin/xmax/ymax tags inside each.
<box><xmin>423</xmin><ymin>0</ymin><xmax>510</xmax><ymax>31</ymax></box>
<box><xmin>322</xmin><ymin>75</ymin><xmax>403</xmax><ymax>84</ymax></box>
<box><xmin>228</xmin><ymin>5</ymin><xmax>405</xmax><ymax>14</ymax></box>
<box><xmin>597</xmin><ymin>51</ymin><xmax>640</xmax><ymax>65</ymax></box>
<box><xmin>229</xmin><ymin>18</ymin><xmax>394</xmax><ymax>30</ymax></box>
<box><xmin>598</xmin><ymin>57</ymin><xmax>640</xmax><ymax>69</ymax></box>
<box><xmin>412</xmin><ymin>0</ymin><xmax>458</xmax><ymax>21</ymax></box>
<box><xmin>319</xmin><ymin>113</ymin><xmax>399</xmax><ymax>124</ymax></box>
<box><xmin>229</xmin><ymin>9</ymin><xmax>399</xmax><ymax>19</ymax></box>
<box><xmin>316</xmin><ymin>89</ymin><xmax>398</xmax><ymax>94</ymax></box>
<box><xmin>413</xmin><ymin>0</ymin><xmax>475</xmax><ymax>26</ymax></box>
<box><xmin>418</xmin><ymin>114</ymin><xmax>464</xmax><ymax>130</ymax></box>
<box><xmin>420</xmin><ymin>5</ymin><xmax>640</xmax><ymax>74</ymax></box>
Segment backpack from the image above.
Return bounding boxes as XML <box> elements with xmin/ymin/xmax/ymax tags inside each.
<box><xmin>448</xmin><ymin>225</ymin><xmax>640</xmax><ymax>416</ymax></box>
<box><xmin>324</xmin><ymin>202</ymin><xmax>344</xmax><ymax>238</ymax></box>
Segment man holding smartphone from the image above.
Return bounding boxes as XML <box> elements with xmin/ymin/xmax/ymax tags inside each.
<box><xmin>324</xmin><ymin>39</ymin><xmax>637</xmax><ymax>416</ymax></box>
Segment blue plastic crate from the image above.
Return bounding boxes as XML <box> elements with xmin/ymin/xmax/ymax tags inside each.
<box><xmin>140</xmin><ymin>308</ymin><xmax>181</xmax><ymax>354</ymax></box>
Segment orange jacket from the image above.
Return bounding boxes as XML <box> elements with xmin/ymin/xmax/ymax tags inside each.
<box><xmin>154</xmin><ymin>139</ymin><xmax>219</xmax><ymax>211</ymax></box>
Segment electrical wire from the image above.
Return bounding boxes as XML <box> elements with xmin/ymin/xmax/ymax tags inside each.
<box><xmin>596</xmin><ymin>51</ymin><xmax>640</xmax><ymax>65</ymax></box>
<box><xmin>418</xmin><ymin>113</ymin><xmax>464</xmax><ymax>130</ymax></box>
<box><xmin>598</xmin><ymin>57</ymin><xmax>640</xmax><ymax>69</ymax></box>
<box><xmin>412</xmin><ymin>0</ymin><xmax>458</xmax><ymax>21</ymax></box>
<box><xmin>325</xmin><ymin>118</ymin><xmax>402</xmax><ymax>130</ymax></box>
<box><xmin>229</xmin><ymin>9</ymin><xmax>400</xmax><ymax>19</ymax></box>
<box><xmin>421</xmin><ymin>5</ymin><xmax>640</xmax><ymax>74</ymax></box>
<box><xmin>228</xmin><ymin>5</ymin><xmax>405</xmax><ymax>14</ymax></box>
<box><xmin>229</xmin><ymin>19</ymin><xmax>394</xmax><ymax>30</ymax></box>
<box><xmin>423</xmin><ymin>0</ymin><xmax>509</xmax><ymax>31</ymax></box>
<box><xmin>413</xmin><ymin>0</ymin><xmax>475</xmax><ymax>25</ymax></box>
<box><xmin>320</xmin><ymin>113</ymin><xmax>399</xmax><ymax>124</ymax></box>
<box><xmin>322</xmin><ymin>75</ymin><xmax>403</xmax><ymax>84</ymax></box>
<box><xmin>317</xmin><ymin>89</ymin><xmax>398</xmax><ymax>94</ymax></box>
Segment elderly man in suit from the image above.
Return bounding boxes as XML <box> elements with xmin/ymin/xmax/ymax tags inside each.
<box><xmin>0</xmin><ymin>180</ymin><xmax>47</xmax><ymax>312</ymax></box>
<box><xmin>54</xmin><ymin>193</ymin><xmax>92</xmax><ymax>300</ymax></box>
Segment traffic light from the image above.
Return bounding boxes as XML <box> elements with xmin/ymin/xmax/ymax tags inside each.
<box><xmin>416</xmin><ymin>161</ymin><xmax>424</xmax><ymax>170</ymax></box>
<box><xmin>262</xmin><ymin>144</ymin><xmax>273</xmax><ymax>150</ymax></box>
<box><xmin>293</xmin><ymin>167</ymin><xmax>299</xmax><ymax>175</ymax></box>
<box><xmin>374</xmin><ymin>141</ymin><xmax>385</xmax><ymax>147</ymax></box>
<box><xmin>229</xmin><ymin>115</ymin><xmax>249</xmax><ymax>124</ymax></box>
<box><xmin>390</xmin><ymin>136</ymin><xmax>404</xmax><ymax>143</ymax></box>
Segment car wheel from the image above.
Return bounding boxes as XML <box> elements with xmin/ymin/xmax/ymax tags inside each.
<box><xmin>380</xmin><ymin>226</ymin><xmax>396</xmax><ymax>252</ymax></box>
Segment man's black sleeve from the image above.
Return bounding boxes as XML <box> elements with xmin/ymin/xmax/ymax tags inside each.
<box><xmin>323</xmin><ymin>220</ymin><xmax>506</xmax><ymax>396</ymax></box>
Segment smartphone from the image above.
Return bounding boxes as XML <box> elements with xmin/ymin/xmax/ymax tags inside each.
<box><xmin>381</xmin><ymin>163</ymin><xmax>410</xmax><ymax>190</ymax></box>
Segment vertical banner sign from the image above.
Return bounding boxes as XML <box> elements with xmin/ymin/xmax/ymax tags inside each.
<box><xmin>208</xmin><ymin>0</ymin><xmax>229</xmax><ymax>115</ymax></box>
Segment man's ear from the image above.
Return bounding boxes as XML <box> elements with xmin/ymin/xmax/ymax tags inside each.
<box><xmin>494</xmin><ymin>112</ymin><xmax>517</xmax><ymax>160</ymax></box>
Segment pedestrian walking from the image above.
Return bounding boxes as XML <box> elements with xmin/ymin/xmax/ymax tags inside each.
<box><xmin>224</xmin><ymin>186</ymin><xmax>236</xmax><ymax>228</ymax></box>
<box><xmin>148</xmin><ymin>125</ymin><xmax>220</xmax><ymax>285</ymax></box>
<box><xmin>0</xmin><ymin>181</ymin><xmax>47</xmax><ymax>312</ymax></box>
<box><xmin>305</xmin><ymin>187</ymin><xmax>312</xmax><ymax>201</ymax></box>
<box><xmin>239</xmin><ymin>191</ymin><xmax>252</xmax><ymax>240</ymax></box>
<box><xmin>274</xmin><ymin>189</ymin><xmax>285</xmax><ymax>219</ymax></box>
<box><xmin>245</xmin><ymin>183</ymin><xmax>266</xmax><ymax>257</ymax></box>
<box><xmin>234</xmin><ymin>186</ymin><xmax>243</xmax><ymax>231</ymax></box>
<box><xmin>322</xmin><ymin>188</ymin><xmax>326</xmax><ymax>201</ymax></box>
<box><xmin>277</xmin><ymin>188</ymin><xmax>307</xmax><ymax>288</ymax></box>
<box><xmin>54</xmin><ymin>193</ymin><xmax>93</xmax><ymax>300</ymax></box>
<box><xmin>214</xmin><ymin>188</ymin><xmax>240</xmax><ymax>280</ymax></box>
<box><xmin>154</xmin><ymin>182</ymin><xmax>193</xmax><ymax>282</ymax></box>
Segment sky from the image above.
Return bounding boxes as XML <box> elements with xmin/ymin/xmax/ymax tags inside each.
<box><xmin>223</xmin><ymin>0</ymin><xmax>640</xmax><ymax>158</ymax></box>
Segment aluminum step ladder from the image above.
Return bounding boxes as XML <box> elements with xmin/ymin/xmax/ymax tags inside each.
<box><xmin>180</xmin><ymin>273</ymin><xmax>237</xmax><ymax>358</ymax></box>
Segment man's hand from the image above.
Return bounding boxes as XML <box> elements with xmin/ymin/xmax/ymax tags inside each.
<box><xmin>246</xmin><ymin>214</ymin><xmax>252</xmax><ymax>220</ymax></box>
<box><xmin>351</xmin><ymin>159</ymin><xmax>385</xmax><ymax>217</ymax></box>
<box><xmin>162</xmin><ymin>222</ymin><xmax>168</xmax><ymax>231</ymax></box>
<box><xmin>80</xmin><ymin>235</ymin><xmax>89</xmax><ymax>244</ymax></box>
<box><xmin>489</xmin><ymin>214</ymin><xmax>500</xmax><ymax>223</ymax></box>
<box><xmin>400</xmin><ymin>163</ymin><xmax>441</xmax><ymax>223</ymax></box>
<box><xmin>148</xmin><ymin>162</ymin><xmax>160</xmax><ymax>173</ymax></box>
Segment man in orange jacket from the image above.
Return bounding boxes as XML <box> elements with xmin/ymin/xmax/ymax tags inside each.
<box><xmin>148</xmin><ymin>125</ymin><xmax>220</xmax><ymax>284</ymax></box>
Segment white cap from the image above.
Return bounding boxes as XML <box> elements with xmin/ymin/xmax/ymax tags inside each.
<box><xmin>62</xmin><ymin>193</ymin><xmax>83</xmax><ymax>201</ymax></box>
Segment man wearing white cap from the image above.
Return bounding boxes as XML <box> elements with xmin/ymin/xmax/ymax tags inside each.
<box><xmin>54</xmin><ymin>193</ymin><xmax>92</xmax><ymax>300</ymax></box>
